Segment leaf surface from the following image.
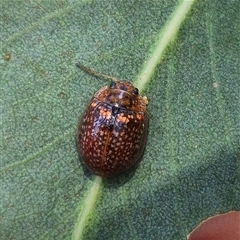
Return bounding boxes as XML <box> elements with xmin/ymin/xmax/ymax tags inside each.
<box><xmin>1</xmin><ymin>0</ymin><xmax>239</xmax><ymax>239</ymax></box>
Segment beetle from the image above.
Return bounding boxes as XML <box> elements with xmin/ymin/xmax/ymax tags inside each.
<box><xmin>76</xmin><ymin>63</ymin><xmax>148</xmax><ymax>177</ymax></box>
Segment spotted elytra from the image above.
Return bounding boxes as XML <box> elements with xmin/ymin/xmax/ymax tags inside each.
<box><xmin>76</xmin><ymin>63</ymin><xmax>148</xmax><ymax>177</ymax></box>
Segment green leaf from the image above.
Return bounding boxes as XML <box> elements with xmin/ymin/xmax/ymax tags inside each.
<box><xmin>1</xmin><ymin>0</ymin><xmax>239</xmax><ymax>240</ymax></box>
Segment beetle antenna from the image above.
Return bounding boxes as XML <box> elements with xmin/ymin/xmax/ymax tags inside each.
<box><xmin>76</xmin><ymin>63</ymin><xmax>126</xmax><ymax>82</ymax></box>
